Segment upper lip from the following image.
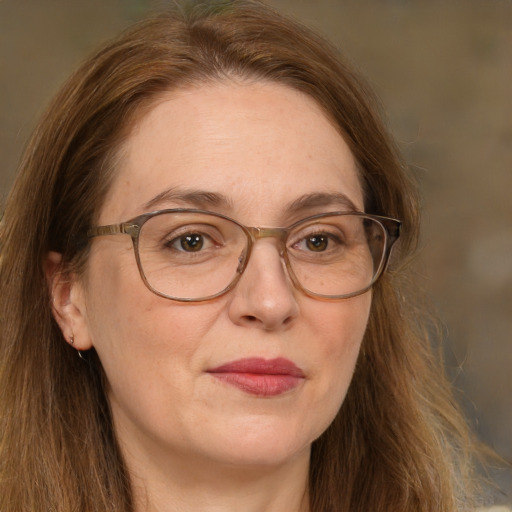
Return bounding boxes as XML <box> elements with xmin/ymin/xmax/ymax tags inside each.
<box><xmin>207</xmin><ymin>357</ymin><xmax>305</xmax><ymax>377</ymax></box>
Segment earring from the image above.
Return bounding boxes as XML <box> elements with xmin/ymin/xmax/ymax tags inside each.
<box><xmin>68</xmin><ymin>335</ymin><xmax>86</xmax><ymax>361</ymax></box>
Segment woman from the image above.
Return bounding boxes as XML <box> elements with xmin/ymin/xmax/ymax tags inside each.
<box><xmin>0</xmin><ymin>1</ymin><xmax>485</xmax><ymax>510</ymax></box>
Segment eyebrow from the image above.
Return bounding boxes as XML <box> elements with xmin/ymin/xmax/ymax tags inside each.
<box><xmin>143</xmin><ymin>188</ymin><xmax>359</xmax><ymax>216</ymax></box>
<box><xmin>143</xmin><ymin>187</ymin><xmax>234</xmax><ymax>211</ymax></box>
<box><xmin>285</xmin><ymin>192</ymin><xmax>360</xmax><ymax>214</ymax></box>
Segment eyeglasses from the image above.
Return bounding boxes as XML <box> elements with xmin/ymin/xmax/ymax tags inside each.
<box><xmin>87</xmin><ymin>209</ymin><xmax>401</xmax><ymax>302</ymax></box>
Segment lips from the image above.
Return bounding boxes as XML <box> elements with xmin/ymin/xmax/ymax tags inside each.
<box><xmin>207</xmin><ymin>357</ymin><xmax>305</xmax><ymax>397</ymax></box>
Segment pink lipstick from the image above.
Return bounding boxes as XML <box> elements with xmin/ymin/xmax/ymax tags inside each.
<box><xmin>207</xmin><ymin>357</ymin><xmax>304</xmax><ymax>397</ymax></box>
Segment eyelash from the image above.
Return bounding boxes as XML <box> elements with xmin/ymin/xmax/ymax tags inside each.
<box><xmin>291</xmin><ymin>227</ymin><xmax>345</xmax><ymax>249</ymax></box>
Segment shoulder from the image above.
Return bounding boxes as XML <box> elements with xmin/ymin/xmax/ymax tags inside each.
<box><xmin>477</xmin><ymin>507</ymin><xmax>512</xmax><ymax>512</ymax></box>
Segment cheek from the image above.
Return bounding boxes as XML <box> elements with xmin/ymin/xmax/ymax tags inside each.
<box><xmin>83</xmin><ymin>247</ymin><xmax>138</xmax><ymax>345</ymax></box>
<box><xmin>307</xmin><ymin>293</ymin><xmax>370</xmax><ymax>362</ymax></box>
<box><xmin>83</xmin><ymin>244</ymin><xmax>225</xmax><ymax>374</ymax></box>
<box><xmin>303</xmin><ymin>294</ymin><xmax>371</xmax><ymax>426</ymax></box>
<box><xmin>81</xmin><ymin>250</ymin><xmax>225</xmax><ymax>429</ymax></box>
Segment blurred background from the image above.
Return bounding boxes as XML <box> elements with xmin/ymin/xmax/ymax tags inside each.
<box><xmin>1</xmin><ymin>0</ymin><xmax>510</xmax><ymax>502</ymax></box>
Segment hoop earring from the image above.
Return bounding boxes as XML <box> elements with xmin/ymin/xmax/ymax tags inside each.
<box><xmin>69</xmin><ymin>335</ymin><xmax>86</xmax><ymax>361</ymax></box>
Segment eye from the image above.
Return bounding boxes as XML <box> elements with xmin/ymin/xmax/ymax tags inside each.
<box><xmin>168</xmin><ymin>232</ymin><xmax>213</xmax><ymax>252</ymax></box>
<box><xmin>304</xmin><ymin>234</ymin><xmax>329</xmax><ymax>252</ymax></box>
<box><xmin>289</xmin><ymin>221</ymin><xmax>347</xmax><ymax>260</ymax></box>
<box><xmin>295</xmin><ymin>232</ymin><xmax>339</xmax><ymax>252</ymax></box>
<box><xmin>175</xmin><ymin>233</ymin><xmax>205</xmax><ymax>252</ymax></box>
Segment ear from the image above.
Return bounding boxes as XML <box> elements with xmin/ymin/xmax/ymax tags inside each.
<box><xmin>46</xmin><ymin>251</ymin><xmax>93</xmax><ymax>351</ymax></box>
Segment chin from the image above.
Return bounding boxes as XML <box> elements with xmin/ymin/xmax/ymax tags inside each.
<box><xmin>200</xmin><ymin>417</ymin><xmax>318</xmax><ymax>468</ymax></box>
<box><xmin>214</xmin><ymin>442</ymin><xmax>310</xmax><ymax>470</ymax></box>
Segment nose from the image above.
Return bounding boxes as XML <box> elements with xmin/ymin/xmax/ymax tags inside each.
<box><xmin>227</xmin><ymin>240</ymin><xmax>299</xmax><ymax>330</ymax></box>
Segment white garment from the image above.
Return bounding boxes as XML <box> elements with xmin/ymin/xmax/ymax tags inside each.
<box><xmin>478</xmin><ymin>507</ymin><xmax>512</xmax><ymax>512</ymax></box>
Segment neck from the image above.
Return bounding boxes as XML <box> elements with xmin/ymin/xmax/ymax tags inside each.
<box><xmin>126</xmin><ymin>445</ymin><xmax>310</xmax><ymax>512</ymax></box>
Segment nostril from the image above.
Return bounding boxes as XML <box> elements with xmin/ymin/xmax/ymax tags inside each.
<box><xmin>283</xmin><ymin>315</ymin><xmax>294</xmax><ymax>326</ymax></box>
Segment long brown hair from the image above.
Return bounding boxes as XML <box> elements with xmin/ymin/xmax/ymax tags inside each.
<box><xmin>0</xmin><ymin>1</ymin><xmax>479</xmax><ymax>510</ymax></box>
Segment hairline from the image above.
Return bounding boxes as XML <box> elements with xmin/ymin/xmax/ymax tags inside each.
<box><xmin>91</xmin><ymin>75</ymin><xmax>367</xmax><ymax>231</ymax></box>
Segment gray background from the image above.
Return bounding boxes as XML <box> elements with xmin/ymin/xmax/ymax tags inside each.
<box><xmin>1</xmin><ymin>0</ymin><xmax>510</xmax><ymax>501</ymax></box>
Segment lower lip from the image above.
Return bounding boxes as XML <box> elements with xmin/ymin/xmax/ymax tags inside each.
<box><xmin>209</xmin><ymin>373</ymin><xmax>303</xmax><ymax>397</ymax></box>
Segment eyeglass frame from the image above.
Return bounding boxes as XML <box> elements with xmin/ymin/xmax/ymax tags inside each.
<box><xmin>86</xmin><ymin>208</ymin><xmax>401</xmax><ymax>302</ymax></box>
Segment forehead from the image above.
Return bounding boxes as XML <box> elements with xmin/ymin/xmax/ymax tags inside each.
<box><xmin>100</xmin><ymin>81</ymin><xmax>363</xmax><ymax>224</ymax></box>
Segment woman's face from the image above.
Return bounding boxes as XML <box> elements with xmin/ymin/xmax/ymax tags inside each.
<box><xmin>71</xmin><ymin>81</ymin><xmax>371</xmax><ymax>474</ymax></box>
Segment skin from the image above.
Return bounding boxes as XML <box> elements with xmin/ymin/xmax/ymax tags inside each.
<box><xmin>50</xmin><ymin>81</ymin><xmax>371</xmax><ymax>512</ymax></box>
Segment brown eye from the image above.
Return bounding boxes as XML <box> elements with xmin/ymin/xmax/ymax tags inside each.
<box><xmin>177</xmin><ymin>234</ymin><xmax>204</xmax><ymax>252</ymax></box>
<box><xmin>306</xmin><ymin>234</ymin><xmax>329</xmax><ymax>252</ymax></box>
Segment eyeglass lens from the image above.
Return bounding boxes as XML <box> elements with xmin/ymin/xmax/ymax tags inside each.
<box><xmin>136</xmin><ymin>211</ymin><xmax>387</xmax><ymax>301</ymax></box>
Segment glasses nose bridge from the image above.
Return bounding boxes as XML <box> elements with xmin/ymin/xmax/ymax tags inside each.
<box><xmin>246</xmin><ymin>226</ymin><xmax>289</xmax><ymax>253</ymax></box>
